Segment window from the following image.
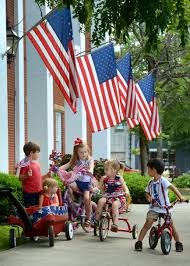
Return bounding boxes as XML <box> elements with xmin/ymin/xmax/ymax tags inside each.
<box><xmin>55</xmin><ymin>112</ymin><xmax>62</xmax><ymax>152</ymax></box>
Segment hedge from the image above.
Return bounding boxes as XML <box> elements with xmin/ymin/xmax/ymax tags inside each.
<box><xmin>172</xmin><ymin>174</ymin><xmax>190</xmax><ymax>188</ymax></box>
<box><xmin>123</xmin><ymin>172</ymin><xmax>176</xmax><ymax>203</ymax></box>
<box><xmin>0</xmin><ymin>172</ymin><xmax>23</xmax><ymax>223</ymax></box>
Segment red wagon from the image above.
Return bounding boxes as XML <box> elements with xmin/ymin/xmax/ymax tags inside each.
<box><xmin>1</xmin><ymin>187</ymin><xmax>73</xmax><ymax>247</ymax></box>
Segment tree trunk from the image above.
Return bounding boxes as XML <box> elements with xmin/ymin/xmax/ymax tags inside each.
<box><xmin>157</xmin><ymin>137</ymin><xmax>163</xmax><ymax>159</ymax></box>
<box><xmin>139</xmin><ymin>135</ymin><xmax>149</xmax><ymax>176</ymax></box>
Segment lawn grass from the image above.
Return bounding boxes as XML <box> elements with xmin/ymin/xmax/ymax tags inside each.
<box><xmin>0</xmin><ymin>225</ymin><xmax>22</xmax><ymax>251</ymax></box>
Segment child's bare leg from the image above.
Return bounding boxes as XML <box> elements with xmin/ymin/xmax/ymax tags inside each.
<box><xmin>68</xmin><ymin>182</ymin><xmax>78</xmax><ymax>201</ymax></box>
<box><xmin>138</xmin><ymin>218</ymin><xmax>155</xmax><ymax>241</ymax></box>
<box><xmin>83</xmin><ymin>191</ymin><xmax>91</xmax><ymax>220</ymax></box>
<box><xmin>112</xmin><ymin>200</ymin><xmax>120</xmax><ymax>225</ymax></box>
<box><xmin>96</xmin><ymin>197</ymin><xmax>106</xmax><ymax>221</ymax></box>
<box><xmin>171</xmin><ymin>219</ymin><xmax>180</xmax><ymax>242</ymax></box>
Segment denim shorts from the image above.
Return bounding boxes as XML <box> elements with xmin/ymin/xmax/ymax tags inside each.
<box><xmin>75</xmin><ymin>180</ymin><xmax>90</xmax><ymax>192</ymax></box>
<box><xmin>23</xmin><ymin>192</ymin><xmax>40</xmax><ymax>208</ymax></box>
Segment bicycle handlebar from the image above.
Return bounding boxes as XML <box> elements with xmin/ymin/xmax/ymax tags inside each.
<box><xmin>152</xmin><ymin>199</ymin><xmax>189</xmax><ymax>209</ymax></box>
<box><xmin>101</xmin><ymin>192</ymin><xmax>126</xmax><ymax>198</ymax></box>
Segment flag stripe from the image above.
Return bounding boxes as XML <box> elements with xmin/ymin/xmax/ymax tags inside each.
<box><xmin>27</xmin><ymin>31</ymin><xmax>74</xmax><ymax>109</ymax></box>
<box><xmin>33</xmin><ymin>25</ymin><xmax>70</xmax><ymax>88</ymax></box>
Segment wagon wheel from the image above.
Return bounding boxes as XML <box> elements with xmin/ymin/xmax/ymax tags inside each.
<box><xmin>10</xmin><ymin>228</ymin><xmax>16</xmax><ymax>248</ymax></box>
<box><xmin>65</xmin><ymin>221</ymin><xmax>74</xmax><ymax>240</ymax></box>
<box><xmin>30</xmin><ymin>236</ymin><xmax>39</xmax><ymax>242</ymax></box>
<box><xmin>48</xmin><ymin>225</ymin><xmax>54</xmax><ymax>247</ymax></box>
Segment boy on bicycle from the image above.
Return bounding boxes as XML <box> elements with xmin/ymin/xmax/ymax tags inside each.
<box><xmin>135</xmin><ymin>159</ymin><xmax>185</xmax><ymax>252</ymax></box>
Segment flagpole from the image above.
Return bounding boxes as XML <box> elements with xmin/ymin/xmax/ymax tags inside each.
<box><xmin>2</xmin><ymin>6</ymin><xmax>58</xmax><ymax>58</ymax></box>
<box><xmin>75</xmin><ymin>39</ymin><xmax>114</xmax><ymax>57</ymax></box>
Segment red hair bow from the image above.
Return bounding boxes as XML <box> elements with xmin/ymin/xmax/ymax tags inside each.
<box><xmin>74</xmin><ymin>137</ymin><xmax>83</xmax><ymax>146</ymax></box>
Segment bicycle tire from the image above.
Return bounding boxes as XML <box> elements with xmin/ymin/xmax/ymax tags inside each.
<box><xmin>161</xmin><ymin>230</ymin><xmax>171</xmax><ymax>255</ymax></box>
<box><xmin>99</xmin><ymin>216</ymin><xmax>110</xmax><ymax>241</ymax></box>
<box><xmin>149</xmin><ymin>226</ymin><xmax>159</xmax><ymax>249</ymax></box>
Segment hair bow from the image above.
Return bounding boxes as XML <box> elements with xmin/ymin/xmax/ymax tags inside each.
<box><xmin>74</xmin><ymin>137</ymin><xmax>83</xmax><ymax>145</ymax></box>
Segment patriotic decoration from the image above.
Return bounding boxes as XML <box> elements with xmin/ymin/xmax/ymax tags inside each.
<box><xmin>30</xmin><ymin>206</ymin><xmax>68</xmax><ymax>224</ymax></box>
<box><xmin>77</xmin><ymin>43</ymin><xmax>121</xmax><ymax>132</ymax></box>
<box><xmin>27</xmin><ymin>7</ymin><xmax>78</xmax><ymax>112</ymax></box>
<box><xmin>136</xmin><ymin>73</ymin><xmax>160</xmax><ymax>140</ymax></box>
<box><xmin>117</xmin><ymin>53</ymin><xmax>139</xmax><ymax>127</ymax></box>
<box><xmin>16</xmin><ymin>157</ymin><xmax>31</xmax><ymax>176</ymax></box>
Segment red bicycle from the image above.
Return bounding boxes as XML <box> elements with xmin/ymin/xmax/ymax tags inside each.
<box><xmin>94</xmin><ymin>192</ymin><xmax>138</xmax><ymax>241</ymax></box>
<box><xmin>149</xmin><ymin>199</ymin><xmax>189</xmax><ymax>255</ymax></box>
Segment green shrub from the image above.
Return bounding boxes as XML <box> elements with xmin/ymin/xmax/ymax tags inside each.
<box><xmin>0</xmin><ymin>172</ymin><xmax>23</xmax><ymax>223</ymax></box>
<box><xmin>123</xmin><ymin>172</ymin><xmax>150</xmax><ymax>203</ymax></box>
<box><xmin>123</xmin><ymin>172</ymin><xmax>176</xmax><ymax>203</ymax></box>
<box><xmin>173</xmin><ymin>174</ymin><xmax>190</xmax><ymax>188</ymax></box>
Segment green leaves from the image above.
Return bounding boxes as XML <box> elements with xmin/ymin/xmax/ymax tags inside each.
<box><xmin>35</xmin><ymin>0</ymin><xmax>190</xmax><ymax>49</ymax></box>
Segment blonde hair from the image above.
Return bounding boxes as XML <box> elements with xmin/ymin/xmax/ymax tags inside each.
<box><xmin>69</xmin><ymin>141</ymin><xmax>90</xmax><ymax>167</ymax></box>
<box><xmin>104</xmin><ymin>160</ymin><xmax>121</xmax><ymax>173</ymax></box>
<box><xmin>43</xmin><ymin>178</ymin><xmax>58</xmax><ymax>192</ymax></box>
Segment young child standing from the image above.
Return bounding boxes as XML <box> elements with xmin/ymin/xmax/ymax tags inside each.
<box><xmin>96</xmin><ymin>160</ymin><xmax>130</xmax><ymax>232</ymax></box>
<box><xmin>39</xmin><ymin>178</ymin><xmax>59</xmax><ymax>207</ymax></box>
<box><xmin>19</xmin><ymin>142</ymin><xmax>42</xmax><ymax>208</ymax></box>
<box><xmin>135</xmin><ymin>159</ymin><xmax>186</xmax><ymax>252</ymax></box>
<box><xmin>59</xmin><ymin>138</ymin><xmax>95</xmax><ymax>226</ymax></box>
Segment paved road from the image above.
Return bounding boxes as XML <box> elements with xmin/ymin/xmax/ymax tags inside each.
<box><xmin>0</xmin><ymin>203</ymin><xmax>190</xmax><ymax>266</ymax></box>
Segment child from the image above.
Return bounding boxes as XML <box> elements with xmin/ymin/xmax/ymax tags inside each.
<box><xmin>135</xmin><ymin>159</ymin><xmax>186</xmax><ymax>252</ymax></box>
<box><xmin>39</xmin><ymin>178</ymin><xmax>59</xmax><ymax>207</ymax></box>
<box><xmin>19</xmin><ymin>142</ymin><xmax>43</xmax><ymax>208</ymax></box>
<box><xmin>59</xmin><ymin>138</ymin><xmax>95</xmax><ymax>226</ymax></box>
<box><xmin>95</xmin><ymin>160</ymin><xmax>130</xmax><ymax>232</ymax></box>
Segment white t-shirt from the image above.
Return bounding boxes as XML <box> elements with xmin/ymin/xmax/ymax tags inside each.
<box><xmin>145</xmin><ymin>177</ymin><xmax>171</xmax><ymax>213</ymax></box>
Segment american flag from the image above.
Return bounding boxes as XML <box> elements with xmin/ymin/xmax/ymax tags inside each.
<box><xmin>136</xmin><ymin>73</ymin><xmax>160</xmax><ymax>140</ymax></box>
<box><xmin>27</xmin><ymin>7</ymin><xmax>79</xmax><ymax>113</ymax></box>
<box><xmin>77</xmin><ymin>43</ymin><xmax>121</xmax><ymax>132</ymax></box>
<box><xmin>117</xmin><ymin>53</ymin><xmax>139</xmax><ymax>128</ymax></box>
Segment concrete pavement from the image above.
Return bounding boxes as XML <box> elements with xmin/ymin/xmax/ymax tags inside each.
<box><xmin>0</xmin><ymin>203</ymin><xmax>190</xmax><ymax>266</ymax></box>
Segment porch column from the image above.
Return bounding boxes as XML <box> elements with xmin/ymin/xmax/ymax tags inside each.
<box><xmin>15</xmin><ymin>0</ymin><xmax>25</xmax><ymax>164</ymax></box>
<box><xmin>64</xmin><ymin>22</ymin><xmax>87</xmax><ymax>154</ymax></box>
<box><xmin>0</xmin><ymin>0</ymin><xmax>8</xmax><ymax>172</ymax></box>
<box><xmin>92</xmin><ymin>129</ymin><xmax>111</xmax><ymax>160</ymax></box>
<box><xmin>26</xmin><ymin>3</ymin><xmax>54</xmax><ymax>173</ymax></box>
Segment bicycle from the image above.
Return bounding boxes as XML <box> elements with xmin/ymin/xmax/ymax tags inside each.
<box><xmin>63</xmin><ymin>187</ymin><xmax>97</xmax><ymax>233</ymax></box>
<box><xmin>149</xmin><ymin>199</ymin><xmax>189</xmax><ymax>255</ymax></box>
<box><xmin>94</xmin><ymin>192</ymin><xmax>138</xmax><ymax>241</ymax></box>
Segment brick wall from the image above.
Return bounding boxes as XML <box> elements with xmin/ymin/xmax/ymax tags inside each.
<box><xmin>7</xmin><ymin>0</ymin><xmax>15</xmax><ymax>173</ymax></box>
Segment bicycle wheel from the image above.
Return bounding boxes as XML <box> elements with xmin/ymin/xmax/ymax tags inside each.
<box><xmin>132</xmin><ymin>224</ymin><xmax>138</xmax><ymax>239</ymax></box>
<box><xmin>99</xmin><ymin>216</ymin><xmax>110</xmax><ymax>241</ymax></box>
<box><xmin>48</xmin><ymin>225</ymin><xmax>54</xmax><ymax>247</ymax></box>
<box><xmin>149</xmin><ymin>226</ymin><xmax>159</xmax><ymax>249</ymax></box>
<box><xmin>65</xmin><ymin>221</ymin><xmax>74</xmax><ymax>240</ymax></box>
<box><xmin>161</xmin><ymin>230</ymin><xmax>171</xmax><ymax>255</ymax></box>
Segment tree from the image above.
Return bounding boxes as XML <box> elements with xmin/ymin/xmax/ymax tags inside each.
<box><xmin>121</xmin><ymin>23</ymin><xmax>190</xmax><ymax>173</ymax></box>
<box><xmin>35</xmin><ymin>0</ymin><xmax>190</xmax><ymax>49</ymax></box>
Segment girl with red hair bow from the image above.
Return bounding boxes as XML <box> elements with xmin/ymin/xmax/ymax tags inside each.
<box><xmin>59</xmin><ymin>138</ymin><xmax>97</xmax><ymax>226</ymax></box>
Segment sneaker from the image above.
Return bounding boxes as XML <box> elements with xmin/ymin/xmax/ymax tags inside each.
<box><xmin>175</xmin><ymin>242</ymin><xmax>183</xmax><ymax>252</ymax></box>
<box><xmin>135</xmin><ymin>241</ymin><xmax>143</xmax><ymax>251</ymax></box>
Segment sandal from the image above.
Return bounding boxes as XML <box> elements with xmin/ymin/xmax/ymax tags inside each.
<box><xmin>84</xmin><ymin>219</ymin><xmax>91</xmax><ymax>227</ymax></box>
<box><xmin>111</xmin><ymin>224</ymin><xmax>118</xmax><ymax>232</ymax></box>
